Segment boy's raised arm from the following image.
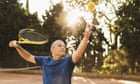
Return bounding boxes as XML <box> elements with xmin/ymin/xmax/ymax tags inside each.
<box><xmin>9</xmin><ymin>40</ymin><xmax>36</xmax><ymax>64</ymax></box>
<box><xmin>72</xmin><ymin>24</ymin><xmax>93</xmax><ymax>64</ymax></box>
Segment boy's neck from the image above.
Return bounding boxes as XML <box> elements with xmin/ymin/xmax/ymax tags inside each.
<box><xmin>52</xmin><ymin>55</ymin><xmax>62</xmax><ymax>60</ymax></box>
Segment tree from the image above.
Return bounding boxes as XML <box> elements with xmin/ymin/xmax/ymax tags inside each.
<box><xmin>115</xmin><ymin>0</ymin><xmax>140</xmax><ymax>74</ymax></box>
<box><xmin>0</xmin><ymin>0</ymin><xmax>41</xmax><ymax>67</ymax></box>
<box><xmin>63</xmin><ymin>0</ymin><xmax>109</xmax><ymax>72</ymax></box>
<box><xmin>42</xmin><ymin>3</ymin><xmax>68</xmax><ymax>51</ymax></box>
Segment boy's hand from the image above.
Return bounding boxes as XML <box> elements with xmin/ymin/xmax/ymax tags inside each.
<box><xmin>84</xmin><ymin>24</ymin><xmax>93</xmax><ymax>38</ymax></box>
<box><xmin>9</xmin><ymin>40</ymin><xmax>18</xmax><ymax>48</ymax></box>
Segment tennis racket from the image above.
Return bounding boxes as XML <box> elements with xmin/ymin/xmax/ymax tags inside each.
<box><xmin>17</xmin><ymin>28</ymin><xmax>48</xmax><ymax>45</ymax></box>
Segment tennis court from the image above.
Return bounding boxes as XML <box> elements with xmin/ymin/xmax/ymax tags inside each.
<box><xmin>0</xmin><ymin>72</ymin><xmax>140</xmax><ymax>84</ymax></box>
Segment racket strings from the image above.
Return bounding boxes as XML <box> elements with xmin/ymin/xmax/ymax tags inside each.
<box><xmin>21</xmin><ymin>31</ymin><xmax>47</xmax><ymax>41</ymax></box>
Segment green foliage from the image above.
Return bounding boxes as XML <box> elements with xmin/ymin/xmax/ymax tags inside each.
<box><xmin>115</xmin><ymin>0</ymin><xmax>140</xmax><ymax>74</ymax></box>
<box><xmin>42</xmin><ymin>3</ymin><xmax>69</xmax><ymax>51</ymax></box>
<box><xmin>0</xmin><ymin>0</ymin><xmax>41</xmax><ymax>67</ymax></box>
<box><xmin>102</xmin><ymin>48</ymin><xmax>130</xmax><ymax>74</ymax></box>
<box><xmin>78</xmin><ymin>29</ymin><xmax>108</xmax><ymax>72</ymax></box>
<box><xmin>62</xmin><ymin>0</ymin><xmax>109</xmax><ymax>72</ymax></box>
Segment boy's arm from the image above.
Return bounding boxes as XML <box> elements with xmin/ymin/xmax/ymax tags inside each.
<box><xmin>72</xmin><ymin>24</ymin><xmax>93</xmax><ymax>64</ymax></box>
<box><xmin>9</xmin><ymin>40</ymin><xmax>36</xmax><ymax>64</ymax></box>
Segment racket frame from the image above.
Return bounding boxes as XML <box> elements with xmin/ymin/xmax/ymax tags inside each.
<box><xmin>17</xmin><ymin>28</ymin><xmax>48</xmax><ymax>45</ymax></box>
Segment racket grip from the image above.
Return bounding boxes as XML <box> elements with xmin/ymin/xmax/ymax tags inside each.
<box><xmin>16</xmin><ymin>41</ymin><xmax>20</xmax><ymax>45</ymax></box>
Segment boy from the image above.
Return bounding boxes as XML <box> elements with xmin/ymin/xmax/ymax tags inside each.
<box><xmin>9</xmin><ymin>24</ymin><xmax>93</xmax><ymax>84</ymax></box>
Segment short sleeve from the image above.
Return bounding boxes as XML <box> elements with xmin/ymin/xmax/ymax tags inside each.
<box><xmin>66</xmin><ymin>56</ymin><xmax>75</xmax><ymax>69</ymax></box>
<box><xmin>34</xmin><ymin>56</ymin><xmax>46</xmax><ymax>66</ymax></box>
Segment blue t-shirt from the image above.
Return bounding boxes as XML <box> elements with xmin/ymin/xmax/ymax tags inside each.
<box><xmin>35</xmin><ymin>56</ymin><xmax>75</xmax><ymax>84</ymax></box>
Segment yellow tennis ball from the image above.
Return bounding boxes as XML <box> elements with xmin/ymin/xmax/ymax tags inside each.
<box><xmin>87</xmin><ymin>2</ymin><xmax>95</xmax><ymax>11</ymax></box>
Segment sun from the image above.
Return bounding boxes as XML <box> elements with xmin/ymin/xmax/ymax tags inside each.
<box><xmin>66</xmin><ymin>10</ymin><xmax>93</xmax><ymax>27</ymax></box>
<box><xmin>66</xmin><ymin>9</ymin><xmax>82</xmax><ymax>26</ymax></box>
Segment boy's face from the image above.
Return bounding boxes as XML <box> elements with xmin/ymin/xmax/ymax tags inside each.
<box><xmin>51</xmin><ymin>41</ymin><xmax>66</xmax><ymax>57</ymax></box>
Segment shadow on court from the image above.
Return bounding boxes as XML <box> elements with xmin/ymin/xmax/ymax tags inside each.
<box><xmin>0</xmin><ymin>72</ymin><xmax>140</xmax><ymax>84</ymax></box>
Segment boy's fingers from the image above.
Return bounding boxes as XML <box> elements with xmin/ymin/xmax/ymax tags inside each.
<box><xmin>9</xmin><ymin>40</ymin><xmax>17</xmax><ymax>47</ymax></box>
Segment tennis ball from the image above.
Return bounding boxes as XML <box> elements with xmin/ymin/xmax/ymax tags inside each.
<box><xmin>87</xmin><ymin>1</ymin><xmax>95</xmax><ymax>11</ymax></box>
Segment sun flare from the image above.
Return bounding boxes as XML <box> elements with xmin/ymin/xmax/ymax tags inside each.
<box><xmin>65</xmin><ymin>8</ymin><xmax>93</xmax><ymax>27</ymax></box>
<box><xmin>66</xmin><ymin>9</ymin><xmax>81</xmax><ymax>26</ymax></box>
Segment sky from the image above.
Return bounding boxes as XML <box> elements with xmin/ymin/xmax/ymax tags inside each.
<box><xmin>18</xmin><ymin>0</ymin><xmax>51</xmax><ymax>21</ymax></box>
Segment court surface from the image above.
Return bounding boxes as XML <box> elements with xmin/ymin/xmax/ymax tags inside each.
<box><xmin>0</xmin><ymin>72</ymin><xmax>140</xmax><ymax>84</ymax></box>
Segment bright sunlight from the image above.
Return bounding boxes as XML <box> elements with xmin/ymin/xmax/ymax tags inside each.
<box><xmin>66</xmin><ymin>9</ymin><xmax>81</xmax><ymax>26</ymax></box>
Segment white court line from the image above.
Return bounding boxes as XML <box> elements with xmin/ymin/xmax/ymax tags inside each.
<box><xmin>118</xmin><ymin>80</ymin><xmax>140</xmax><ymax>84</ymax></box>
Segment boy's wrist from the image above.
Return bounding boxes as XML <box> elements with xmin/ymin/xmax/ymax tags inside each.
<box><xmin>83</xmin><ymin>32</ymin><xmax>91</xmax><ymax>39</ymax></box>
